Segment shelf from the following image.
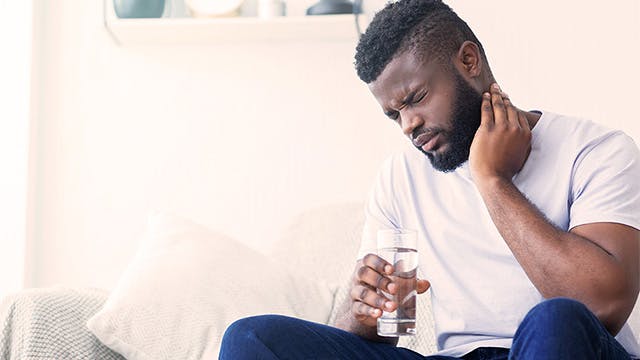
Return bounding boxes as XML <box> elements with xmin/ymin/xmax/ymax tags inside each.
<box><xmin>104</xmin><ymin>0</ymin><xmax>363</xmax><ymax>45</ymax></box>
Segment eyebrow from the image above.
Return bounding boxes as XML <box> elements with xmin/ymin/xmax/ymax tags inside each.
<box><xmin>384</xmin><ymin>90</ymin><xmax>418</xmax><ymax>117</ymax></box>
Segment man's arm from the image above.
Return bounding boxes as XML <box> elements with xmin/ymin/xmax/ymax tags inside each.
<box><xmin>469</xmin><ymin>84</ymin><xmax>640</xmax><ymax>335</ymax></box>
<box><xmin>474</xmin><ymin>176</ymin><xmax>639</xmax><ymax>335</ymax></box>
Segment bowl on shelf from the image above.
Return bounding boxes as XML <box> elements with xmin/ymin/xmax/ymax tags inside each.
<box><xmin>114</xmin><ymin>0</ymin><xmax>166</xmax><ymax>18</ymax></box>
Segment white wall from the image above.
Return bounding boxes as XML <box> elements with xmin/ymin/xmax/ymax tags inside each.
<box><xmin>0</xmin><ymin>0</ymin><xmax>32</xmax><ymax>299</ymax></box>
<box><xmin>27</xmin><ymin>0</ymin><xmax>403</xmax><ymax>289</ymax></box>
<box><xmin>27</xmin><ymin>0</ymin><xmax>640</xmax><ymax>290</ymax></box>
<box><xmin>449</xmin><ymin>0</ymin><xmax>640</xmax><ymax>140</ymax></box>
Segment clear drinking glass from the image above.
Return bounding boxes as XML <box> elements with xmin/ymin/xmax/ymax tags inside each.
<box><xmin>376</xmin><ymin>229</ymin><xmax>418</xmax><ymax>336</ymax></box>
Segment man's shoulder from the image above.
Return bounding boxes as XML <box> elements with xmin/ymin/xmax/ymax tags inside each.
<box><xmin>537</xmin><ymin>111</ymin><xmax>612</xmax><ymax>137</ymax></box>
<box><xmin>535</xmin><ymin>111</ymin><xmax>636</xmax><ymax>153</ymax></box>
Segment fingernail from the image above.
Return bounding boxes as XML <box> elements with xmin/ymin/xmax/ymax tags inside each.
<box><xmin>384</xmin><ymin>265</ymin><xmax>393</xmax><ymax>274</ymax></box>
<box><xmin>385</xmin><ymin>302</ymin><xmax>393</xmax><ymax>310</ymax></box>
<box><xmin>387</xmin><ymin>283</ymin><xmax>396</xmax><ymax>293</ymax></box>
<box><xmin>492</xmin><ymin>83</ymin><xmax>501</xmax><ymax>90</ymax></box>
<box><xmin>371</xmin><ymin>308</ymin><xmax>380</xmax><ymax>316</ymax></box>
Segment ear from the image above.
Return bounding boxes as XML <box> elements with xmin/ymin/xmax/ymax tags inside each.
<box><xmin>455</xmin><ymin>41</ymin><xmax>482</xmax><ymax>78</ymax></box>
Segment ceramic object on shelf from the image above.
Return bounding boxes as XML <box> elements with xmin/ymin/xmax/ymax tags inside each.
<box><xmin>306</xmin><ymin>0</ymin><xmax>358</xmax><ymax>15</ymax></box>
<box><xmin>258</xmin><ymin>0</ymin><xmax>285</xmax><ymax>18</ymax></box>
<box><xmin>167</xmin><ymin>0</ymin><xmax>189</xmax><ymax>17</ymax></box>
<box><xmin>186</xmin><ymin>0</ymin><xmax>244</xmax><ymax>17</ymax></box>
<box><xmin>114</xmin><ymin>0</ymin><xmax>166</xmax><ymax>18</ymax></box>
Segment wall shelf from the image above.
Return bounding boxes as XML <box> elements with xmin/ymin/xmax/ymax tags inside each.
<box><xmin>104</xmin><ymin>0</ymin><xmax>363</xmax><ymax>45</ymax></box>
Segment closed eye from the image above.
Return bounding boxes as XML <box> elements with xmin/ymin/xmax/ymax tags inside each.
<box><xmin>385</xmin><ymin>110</ymin><xmax>399</xmax><ymax>121</ymax></box>
<box><xmin>413</xmin><ymin>92</ymin><xmax>427</xmax><ymax>104</ymax></box>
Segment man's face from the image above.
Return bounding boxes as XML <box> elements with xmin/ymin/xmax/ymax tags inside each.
<box><xmin>368</xmin><ymin>51</ymin><xmax>483</xmax><ymax>172</ymax></box>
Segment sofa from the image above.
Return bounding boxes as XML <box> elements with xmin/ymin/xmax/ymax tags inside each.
<box><xmin>1</xmin><ymin>202</ymin><xmax>638</xmax><ymax>359</ymax></box>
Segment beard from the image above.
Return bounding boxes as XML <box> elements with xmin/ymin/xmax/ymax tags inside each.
<box><xmin>417</xmin><ymin>70</ymin><xmax>483</xmax><ymax>172</ymax></box>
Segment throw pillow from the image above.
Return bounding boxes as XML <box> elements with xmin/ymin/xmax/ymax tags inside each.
<box><xmin>87</xmin><ymin>211</ymin><xmax>335</xmax><ymax>360</ymax></box>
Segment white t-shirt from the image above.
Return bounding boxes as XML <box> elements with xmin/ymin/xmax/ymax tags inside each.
<box><xmin>357</xmin><ymin>111</ymin><xmax>640</xmax><ymax>357</ymax></box>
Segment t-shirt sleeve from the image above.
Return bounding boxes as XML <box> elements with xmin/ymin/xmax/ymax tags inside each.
<box><xmin>569</xmin><ymin>132</ymin><xmax>640</xmax><ymax>231</ymax></box>
<box><xmin>357</xmin><ymin>156</ymin><xmax>400</xmax><ymax>260</ymax></box>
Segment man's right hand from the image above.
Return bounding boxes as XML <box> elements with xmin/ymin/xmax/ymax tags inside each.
<box><xmin>350</xmin><ymin>254</ymin><xmax>431</xmax><ymax>327</ymax></box>
<box><xmin>335</xmin><ymin>253</ymin><xmax>430</xmax><ymax>343</ymax></box>
<box><xmin>350</xmin><ymin>254</ymin><xmax>399</xmax><ymax>327</ymax></box>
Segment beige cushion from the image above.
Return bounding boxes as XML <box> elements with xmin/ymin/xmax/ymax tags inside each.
<box><xmin>87</xmin><ymin>212</ymin><xmax>334</xmax><ymax>360</ymax></box>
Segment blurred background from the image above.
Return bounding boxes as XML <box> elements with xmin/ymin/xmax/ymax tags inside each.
<box><xmin>1</xmin><ymin>0</ymin><xmax>638</xmax><ymax>299</ymax></box>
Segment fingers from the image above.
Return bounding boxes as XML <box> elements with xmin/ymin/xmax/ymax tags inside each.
<box><xmin>351</xmin><ymin>257</ymin><xmax>431</xmax><ymax>326</ymax></box>
<box><xmin>352</xmin><ymin>300</ymin><xmax>377</xmax><ymax>323</ymax></box>
<box><xmin>487</xmin><ymin>83</ymin><xmax>523</xmax><ymax>129</ymax></box>
<box><xmin>489</xmin><ymin>83</ymin><xmax>507</xmax><ymax>125</ymax></box>
<box><xmin>350</xmin><ymin>284</ymin><xmax>396</xmax><ymax>319</ymax></box>
<box><xmin>356</xmin><ymin>265</ymin><xmax>395</xmax><ymax>293</ymax></box>
<box><xmin>480</xmin><ymin>92</ymin><xmax>494</xmax><ymax>127</ymax></box>
<box><xmin>503</xmin><ymin>96</ymin><xmax>520</xmax><ymax>129</ymax></box>
<box><xmin>498</xmin><ymin>87</ymin><xmax>531</xmax><ymax>131</ymax></box>
<box><xmin>351</xmin><ymin>254</ymin><xmax>400</xmax><ymax>325</ymax></box>
<box><xmin>517</xmin><ymin>109</ymin><xmax>530</xmax><ymax>131</ymax></box>
<box><xmin>360</xmin><ymin>254</ymin><xmax>395</xmax><ymax>292</ymax></box>
<box><xmin>351</xmin><ymin>300</ymin><xmax>390</xmax><ymax>325</ymax></box>
<box><xmin>362</xmin><ymin>253</ymin><xmax>394</xmax><ymax>276</ymax></box>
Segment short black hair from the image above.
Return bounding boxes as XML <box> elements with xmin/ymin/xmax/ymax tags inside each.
<box><xmin>355</xmin><ymin>0</ymin><xmax>487</xmax><ymax>83</ymax></box>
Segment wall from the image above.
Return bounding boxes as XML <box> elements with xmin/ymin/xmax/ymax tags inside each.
<box><xmin>0</xmin><ymin>0</ymin><xmax>32</xmax><ymax>299</ymax></box>
<box><xmin>450</xmin><ymin>0</ymin><xmax>640</xmax><ymax>139</ymax></box>
<box><xmin>27</xmin><ymin>0</ymin><xmax>640</xmax><ymax>290</ymax></box>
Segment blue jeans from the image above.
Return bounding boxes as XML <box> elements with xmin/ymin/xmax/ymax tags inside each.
<box><xmin>219</xmin><ymin>298</ymin><xmax>633</xmax><ymax>359</ymax></box>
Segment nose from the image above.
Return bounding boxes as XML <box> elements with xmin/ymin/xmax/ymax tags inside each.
<box><xmin>400</xmin><ymin>111</ymin><xmax>422</xmax><ymax>136</ymax></box>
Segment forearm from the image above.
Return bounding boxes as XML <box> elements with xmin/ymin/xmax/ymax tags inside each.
<box><xmin>476</xmin><ymin>177</ymin><xmax>634</xmax><ymax>333</ymax></box>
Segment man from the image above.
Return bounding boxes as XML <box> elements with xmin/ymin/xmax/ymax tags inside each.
<box><xmin>219</xmin><ymin>0</ymin><xmax>640</xmax><ymax>358</ymax></box>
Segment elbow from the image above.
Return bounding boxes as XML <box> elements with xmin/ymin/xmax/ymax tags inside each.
<box><xmin>592</xmin><ymin>285</ymin><xmax>639</xmax><ymax>336</ymax></box>
<box><xmin>594</xmin><ymin>304</ymin><xmax>628</xmax><ymax>336</ymax></box>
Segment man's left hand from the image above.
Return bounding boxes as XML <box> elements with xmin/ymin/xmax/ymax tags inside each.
<box><xmin>469</xmin><ymin>83</ymin><xmax>532</xmax><ymax>185</ymax></box>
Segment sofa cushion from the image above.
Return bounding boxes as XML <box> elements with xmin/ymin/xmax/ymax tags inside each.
<box><xmin>87</xmin><ymin>211</ymin><xmax>334</xmax><ymax>360</ymax></box>
<box><xmin>270</xmin><ymin>201</ymin><xmax>365</xmax><ymax>288</ymax></box>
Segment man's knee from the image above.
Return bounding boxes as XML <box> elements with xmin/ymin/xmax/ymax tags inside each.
<box><xmin>222</xmin><ymin>316</ymin><xmax>254</xmax><ymax>340</ymax></box>
<box><xmin>222</xmin><ymin>314</ymin><xmax>282</xmax><ymax>343</ymax></box>
<box><xmin>220</xmin><ymin>315</ymin><xmax>289</xmax><ymax>359</ymax></box>
<box><xmin>523</xmin><ymin>297</ymin><xmax>594</xmax><ymax>326</ymax></box>
<box><xmin>534</xmin><ymin>297</ymin><xmax>588</xmax><ymax>311</ymax></box>
<box><xmin>511</xmin><ymin>298</ymin><xmax>616</xmax><ymax>358</ymax></box>
<box><xmin>514</xmin><ymin>297</ymin><xmax>602</xmax><ymax>344</ymax></box>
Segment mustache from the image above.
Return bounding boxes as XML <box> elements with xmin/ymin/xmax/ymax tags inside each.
<box><xmin>411</xmin><ymin>126</ymin><xmax>443</xmax><ymax>142</ymax></box>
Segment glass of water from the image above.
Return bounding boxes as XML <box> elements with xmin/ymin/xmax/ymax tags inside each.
<box><xmin>376</xmin><ymin>229</ymin><xmax>418</xmax><ymax>337</ymax></box>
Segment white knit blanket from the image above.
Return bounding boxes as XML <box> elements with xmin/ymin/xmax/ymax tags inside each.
<box><xmin>0</xmin><ymin>287</ymin><xmax>123</xmax><ymax>360</ymax></box>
